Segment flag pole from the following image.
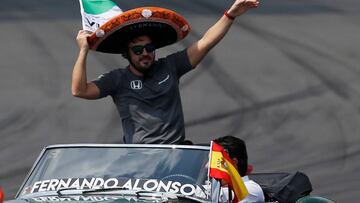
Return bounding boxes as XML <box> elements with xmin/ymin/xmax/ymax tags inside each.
<box><xmin>228</xmin><ymin>186</ymin><xmax>232</xmax><ymax>203</ymax></box>
<box><xmin>207</xmin><ymin>140</ymin><xmax>214</xmax><ymax>199</ymax></box>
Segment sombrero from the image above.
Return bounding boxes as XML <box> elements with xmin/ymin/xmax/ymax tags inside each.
<box><xmin>87</xmin><ymin>7</ymin><xmax>191</xmax><ymax>54</ymax></box>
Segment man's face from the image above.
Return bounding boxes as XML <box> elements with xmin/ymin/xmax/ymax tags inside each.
<box><xmin>128</xmin><ymin>36</ymin><xmax>156</xmax><ymax>73</ymax></box>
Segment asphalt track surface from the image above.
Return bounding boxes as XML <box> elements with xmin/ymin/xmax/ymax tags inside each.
<box><xmin>1</xmin><ymin>0</ymin><xmax>359</xmax><ymax>202</ymax></box>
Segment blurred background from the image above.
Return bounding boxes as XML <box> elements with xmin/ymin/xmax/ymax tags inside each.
<box><xmin>1</xmin><ymin>0</ymin><xmax>359</xmax><ymax>202</ymax></box>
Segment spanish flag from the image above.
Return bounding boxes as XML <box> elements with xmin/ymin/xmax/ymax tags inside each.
<box><xmin>0</xmin><ymin>187</ymin><xmax>4</xmax><ymax>203</ymax></box>
<box><xmin>209</xmin><ymin>141</ymin><xmax>249</xmax><ymax>202</ymax></box>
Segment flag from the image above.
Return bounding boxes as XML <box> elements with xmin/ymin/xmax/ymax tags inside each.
<box><xmin>79</xmin><ymin>0</ymin><xmax>123</xmax><ymax>32</ymax></box>
<box><xmin>209</xmin><ymin>141</ymin><xmax>249</xmax><ymax>202</ymax></box>
<box><xmin>0</xmin><ymin>187</ymin><xmax>3</xmax><ymax>203</ymax></box>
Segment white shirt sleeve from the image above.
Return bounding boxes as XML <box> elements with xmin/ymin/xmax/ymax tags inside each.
<box><xmin>219</xmin><ymin>176</ymin><xmax>265</xmax><ymax>203</ymax></box>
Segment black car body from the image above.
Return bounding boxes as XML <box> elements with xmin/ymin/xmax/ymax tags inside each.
<box><xmin>2</xmin><ymin>144</ymin><xmax>334</xmax><ymax>203</ymax></box>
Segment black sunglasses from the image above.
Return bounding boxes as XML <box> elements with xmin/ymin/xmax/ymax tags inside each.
<box><xmin>130</xmin><ymin>43</ymin><xmax>156</xmax><ymax>55</ymax></box>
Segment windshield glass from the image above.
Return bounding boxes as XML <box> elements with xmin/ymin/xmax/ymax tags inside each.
<box><xmin>19</xmin><ymin>146</ymin><xmax>211</xmax><ymax>200</ymax></box>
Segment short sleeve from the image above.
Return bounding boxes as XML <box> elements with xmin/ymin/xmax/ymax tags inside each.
<box><xmin>92</xmin><ymin>69</ymin><xmax>122</xmax><ymax>98</ymax></box>
<box><xmin>164</xmin><ymin>49</ymin><xmax>193</xmax><ymax>78</ymax></box>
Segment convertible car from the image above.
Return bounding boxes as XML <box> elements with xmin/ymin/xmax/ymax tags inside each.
<box><xmin>2</xmin><ymin>144</ymin><xmax>334</xmax><ymax>203</ymax></box>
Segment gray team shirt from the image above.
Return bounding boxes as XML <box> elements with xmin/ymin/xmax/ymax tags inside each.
<box><xmin>93</xmin><ymin>49</ymin><xmax>193</xmax><ymax>144</ymax></box>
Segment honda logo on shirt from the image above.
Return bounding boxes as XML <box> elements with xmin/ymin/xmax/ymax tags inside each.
<box><xmin>130</xmin><ymin>80</ymin><xmax>143</xmax><ymax>90</ymax></box>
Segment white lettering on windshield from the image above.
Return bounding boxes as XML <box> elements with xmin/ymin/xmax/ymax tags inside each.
<box><xmin>28</xmin><ymin>177</ymin><xmax>202</xmax><ymax>197</ymax></box>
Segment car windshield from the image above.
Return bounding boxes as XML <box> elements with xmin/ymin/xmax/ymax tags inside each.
<box><xmin>19</xmin><ymin>145</ymin><xmax>212</xmax><ymax>201</ymax></box>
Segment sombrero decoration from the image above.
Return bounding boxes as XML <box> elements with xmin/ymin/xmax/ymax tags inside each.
<box><xmin>87</xmin><ymin>7</ymin><xmax>191</xmax><ymax>54</ymax></box>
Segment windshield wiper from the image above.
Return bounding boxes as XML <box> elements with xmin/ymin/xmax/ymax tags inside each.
<box><xmin>56</xmin><ymin>188</ymin><xmax>82</xmax><ymax>197</ymax></box>
<box><xmin>136</xmin><ymin>191</ymin><xmax>204</xmax><ymax>202</ymax></box>
<box><xmin>82</xmin><ymin>187</ymin><xmax>129</xmax><ymax>194</ymax></box>
<box><xmin>135</xmin><ymin>190</ymin><xmax>178</xmax><ymax>201</ymax></box>
<box><xmin>83</xmin><ymin>188</ymin><xmax>178</xmax><ymax>202</ymax></box>
<box><xmin>56</xmin><ymin>187</ymin><xmax>128</xmax><ymax>197</ymax></box>
<box><xmin>78</xmin><ymin>188</ymin><xmax>202</xmax><ymax>202</ymax></box>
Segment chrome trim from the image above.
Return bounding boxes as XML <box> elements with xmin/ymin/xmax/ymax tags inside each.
<box><xmin>15</xmin><ymin>146</ymin><xmax>48</xmax><ymax>198</ymax></box>
<box><xmin>44</xmin><ymin>144</ymin><xmax>210</xmax><ymax>151</ymax></box>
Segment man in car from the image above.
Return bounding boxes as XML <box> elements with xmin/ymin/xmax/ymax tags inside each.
<box><xmin>214</xmin><ymin>135</ymin><xmax>265</xmax><ymax>202</ymax></box>
<box><xmin>71</xmin><ymin>0</ymin><xmax>260</xmax><ymax>144</ymax></box>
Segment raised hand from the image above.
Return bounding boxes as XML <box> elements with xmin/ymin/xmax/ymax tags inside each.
<box><xmin>227</xmin><ymin>0</ymin><xmax>260</xmax><ymax>18</ymax></box>
<box><xmin>76</xmin><ymin>30</ymin><xmax>92</xmax><ymax>51</ymax></box>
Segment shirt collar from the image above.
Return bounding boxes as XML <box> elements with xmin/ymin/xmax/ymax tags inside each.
<box><xmin>242</xmin><ymin>175</ymin><xmax>250</xmax><ymax>182</ymax></box>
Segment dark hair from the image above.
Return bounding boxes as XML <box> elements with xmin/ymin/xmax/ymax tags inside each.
<box><xmin>214</xmin><ymin>135</ymin><xmax>248</xmax><ymax>176</ymax></box>
<box><xmin>121</xmin><ymin>50</ymin><xmax>129</xmax><ymax>59</ymax></box>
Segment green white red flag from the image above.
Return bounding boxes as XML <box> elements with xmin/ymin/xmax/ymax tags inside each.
<box><xmin>79</xmin><ymin>0</ymin><xmax>122</xmax><ymax>32</ymax></box>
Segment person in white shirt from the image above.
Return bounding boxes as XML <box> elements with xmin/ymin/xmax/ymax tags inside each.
<box><xmin>214</xmin><ymin>135</ymin><xmax>265</xmax><ymax>203</ymax></box>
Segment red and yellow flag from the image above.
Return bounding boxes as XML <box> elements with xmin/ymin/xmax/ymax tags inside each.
<box><xmin>0</xmin><ymin>187</ymin><xmax>4</xmax><ymax>203</ymax></box>
<box><xmin>209</xmin><ymin>141</ymin><xmax>249</xmax><ymax>202</ymax></box>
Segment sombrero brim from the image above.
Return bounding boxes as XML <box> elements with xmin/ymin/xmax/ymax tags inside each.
<box><xmin>87</xmin><ymin>7</ymin><xmax>191</xmax><ymax>54</ymax></box>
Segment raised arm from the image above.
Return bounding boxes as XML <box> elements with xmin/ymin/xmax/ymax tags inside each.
<box><xmin>71</xmin><ymin>30</ymin><xmax>101</xmax><ymax>99</ymax></box>
<box><xmin>187</xmin><ymin>0</ymin><xmax>259</xmax><ymax>68</ymax></box>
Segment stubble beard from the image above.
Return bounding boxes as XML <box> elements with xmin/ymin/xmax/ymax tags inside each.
<box><xmin>131</xmin><ymin>55</ymin><xmax>155</xmax><ymax>74</ymax></box>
